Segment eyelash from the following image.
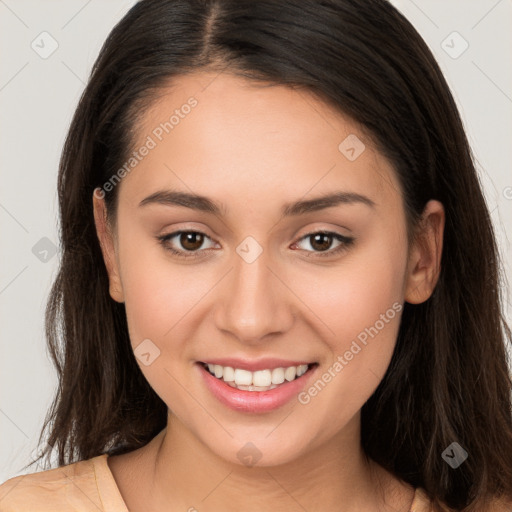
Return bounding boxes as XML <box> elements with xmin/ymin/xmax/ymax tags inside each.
<box><xmin>156</xmin><ymin>229</ymin><xmax>355</xmax><ymax>260</ymax></box>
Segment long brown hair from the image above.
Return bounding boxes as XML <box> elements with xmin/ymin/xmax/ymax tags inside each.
<box><xmin>27</xmin><ymin>1</ymin><xmax>512</xmax><ymax>510</ymax></box>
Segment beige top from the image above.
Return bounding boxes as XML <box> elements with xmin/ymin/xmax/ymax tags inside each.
<box><xmin>0</xmin><ymin>454</ymin><xmax>435</xmax><ymax>511</ymax></box>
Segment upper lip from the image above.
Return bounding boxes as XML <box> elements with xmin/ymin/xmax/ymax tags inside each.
<box><xmin>199</xmin><ymin>358</ymin><xmax>316</xmax><ymax>372</ymax></box>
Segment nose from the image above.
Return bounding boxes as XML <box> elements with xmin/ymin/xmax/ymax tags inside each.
<box><xmin>213</xmin><ymin>247</ymin><xmax>294</xmax><ymax>345</ymax></box>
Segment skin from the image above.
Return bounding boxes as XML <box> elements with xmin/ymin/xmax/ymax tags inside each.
<box><xmin>93</xmin><ymin>71</ymin><xmax>444</xmax><ymax>512</ymax></box>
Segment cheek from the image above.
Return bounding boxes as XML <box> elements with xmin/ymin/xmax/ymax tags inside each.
<box><xmin>291</xmin><ymin>235</ymin><xmax>407</xmax><ymax>433</ymax></box>
<box><xmin>296</xmin><ymin>238</ymin><xmax>406</xmax><ymax>351</ymax></box>
<box><xmin>117</xmin><ymin>231</ymin><xmax>205</xmax><ymax>349</ymax></box>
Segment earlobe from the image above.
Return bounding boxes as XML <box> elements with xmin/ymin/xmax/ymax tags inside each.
<box><xmin>92</xmin><ymin>190</ymin><xmax>125</xmax><ymax>303</ymax></box>
<box><xmin>404</xmin><ymin>200</ymin><xmax>445</xmax><ymax>305</ymax></box>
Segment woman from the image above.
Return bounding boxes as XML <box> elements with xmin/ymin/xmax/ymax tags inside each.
<box><xmin>1</xmin><ymin>0</ymin><xmax>511</xmax><ymax>510</ymax></box>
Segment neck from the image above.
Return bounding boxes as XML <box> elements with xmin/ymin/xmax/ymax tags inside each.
<box><xmin>141</xmin><ymin>412</ymin><xmax>410</xmax><ymax>512</ymax></box>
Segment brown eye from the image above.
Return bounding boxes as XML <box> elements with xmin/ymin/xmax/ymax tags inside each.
<box><xmin>309</xmin><ymin>233</ymin><xmax>334</xmax><ymax>252</ymax></box>
<box><xmin>156</xmin><ymin>230</ymin><xmax>216</xmax><ymax>259</ymax></box>
<box><xmin>179</xmin><ymin>232</ymin><xmax>205</xmax><ymax>251</ymax></box>
<box><xmin>292</xmin><ymin>231</ymin><xmax>355</xmax><ymax>258</ymax></box>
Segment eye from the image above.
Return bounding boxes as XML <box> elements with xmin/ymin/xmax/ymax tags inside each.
<box><xmin>292</xmin><ymin>230</ymin><xmax>354</xmax><ymax>258</ymax></box>
<box><xmin>156</xmin><ymin>229</ymin><xmax>355</xmax><ymax>260</ymax></box>
<box><xmin>157</xmin><ymin>230</ymin><xmax>217</xmax><ymax>259</ymax></box>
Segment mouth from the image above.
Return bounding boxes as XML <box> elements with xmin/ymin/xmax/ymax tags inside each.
<box><xmin>196</xmin><ymin>360</ymin><xmax>319</xmax><ymax>413</ymax></box>
<box><xmin>199</xmin><ymin>361</ymin><xmax>317</xmax><ymax>392</ymax></box>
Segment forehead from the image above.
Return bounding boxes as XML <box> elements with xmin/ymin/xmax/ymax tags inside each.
<box><xmin>117</xmin><ymin>71</ymin><xmax>402</xmax><ymax>214</ymax></box>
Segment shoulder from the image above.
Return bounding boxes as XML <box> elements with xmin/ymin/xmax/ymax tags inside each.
<box><xmin>412</xmin><ymin>487</ymin><xmax>512</xmax><ymax>512</ymax></box>
<box><xmin>0</xmin><ymin>455</ymin><xmax>106</xmax><ymax>511</ymax></box>
<box><xmin>486</xmin><ymin>494</ymin><xmax>512</xmax><ymax>512</ymax></box>
<box><xmin>410</xmin><ymin>487</ymin><xmax>435</xmax><ymax>512</ymax></box>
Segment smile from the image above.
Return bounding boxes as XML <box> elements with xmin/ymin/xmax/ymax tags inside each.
<box><xmin>196</xmin><ymin>360</ymin><xmax>319</xmax><ymax>413</ymax></box>
<box><xmin>202</xmin><ymin>362</ymin><xmax>310</xmax><ymax>391</ymax></box>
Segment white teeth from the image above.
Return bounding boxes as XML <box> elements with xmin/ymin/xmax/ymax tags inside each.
<box><xmin>229</xmin><ymin>383</ymin><xmax>279</xmax><ymax>391</ymax></box>
<box><xmin>234</xmin><ymin>368</ymin><xmax>253</xmax><ymax>386</ymax></box>
<box><xmin>284</xmin><ymin>366</ymin><xmax>297</xmax><ymax>382</ymax></box>
<box><xmin>271</xmin><ymin>367</ymin><xmax>285</xmax><ymax>384</ymax></box>
<box><xmin>253</xmin><ymin>369</ymin><xmax>272</xmax><ymax>387</ymax></box>
<box><xmin>214</xmin><ymin>364</ymin><xmax>223</xmax><ymax>378</ymax></box>
<box><xmin>222</xmin><ymin>366</ymin><xmax>235</xmax><ymax>382</ymax></box>
<box><xmin>296</xmin><ymin>364</ymin><xmax>308</xmax><ymax>377</ymax></box>
<box><xmin>204</xmin><ymin>362</ymin><xmax>312</xmax><ymax>388</ymax></box>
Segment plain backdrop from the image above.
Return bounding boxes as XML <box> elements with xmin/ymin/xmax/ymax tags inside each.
<box><xmin>1</xmin><ymin>0</ymin><xmax>511</xmax><ymax>482</ymax></box>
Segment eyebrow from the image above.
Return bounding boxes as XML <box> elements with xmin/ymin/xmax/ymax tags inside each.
<box><xmin>138</xmin><ymin>189</ymin><xmax>376</xmax><ymax>216</ymax></box>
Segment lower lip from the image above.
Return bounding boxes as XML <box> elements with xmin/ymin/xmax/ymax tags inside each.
<box><xmin>196</xmin><ymin>362</ymin><xmax>318</xmax><ymax>413</ymax></box>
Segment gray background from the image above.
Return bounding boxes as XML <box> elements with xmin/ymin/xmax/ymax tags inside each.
<box><xmin>1</xmin><ymin>0</ymin><xmax>511</xmax><ymax>482</ymax></box>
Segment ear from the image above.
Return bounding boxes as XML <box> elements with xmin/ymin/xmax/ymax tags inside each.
<box><xmin>404</xmin><ymin>199</ymin><xmax>445</xmax><ymax>304</ymax></box>
<box><xmin>92</xmin><ymin>189</ymin><xmax>125</xmax><ymax>303</ymax></box>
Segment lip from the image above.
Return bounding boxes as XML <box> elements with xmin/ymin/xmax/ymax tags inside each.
<box><xmin>199</xmin><ymin>357</ymin><xmax>314</xmax><ymax>372</ymax></box>
<box><xmin>196</xmin><ymin>361</ymin><xmax>319</xmax><ymax>413</ymax></box>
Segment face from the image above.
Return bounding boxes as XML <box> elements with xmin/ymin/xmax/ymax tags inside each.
<box><xmin>93</xmin><ymin>71</ymin><xmax>443</xmax><ymax>467</ymax></box>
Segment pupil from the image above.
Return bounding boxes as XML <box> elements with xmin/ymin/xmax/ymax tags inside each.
<box><xmin>181</xmin><ymin>232</ymin><xmax>203</xmax><ymax>251</ymax></box>
<box><xmin>311</xmin><ymin>233</ymin><xmax>331</xmax><ymax>251</ymax></box>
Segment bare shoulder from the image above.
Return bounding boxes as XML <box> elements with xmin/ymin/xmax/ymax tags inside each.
<box><xmin>487</xmin><ymin>494</ymin><xmax>512</xmax><ymax>511</ymax></box>
<box><xmin>0</xmin><ymin>458</ymin><xmax>99</xmax><ymax>511</ymax></box>
<box><xmin>412</xmin><ymin>489</ymin><xmax>512</xmax><ymax>512</ymax></box>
